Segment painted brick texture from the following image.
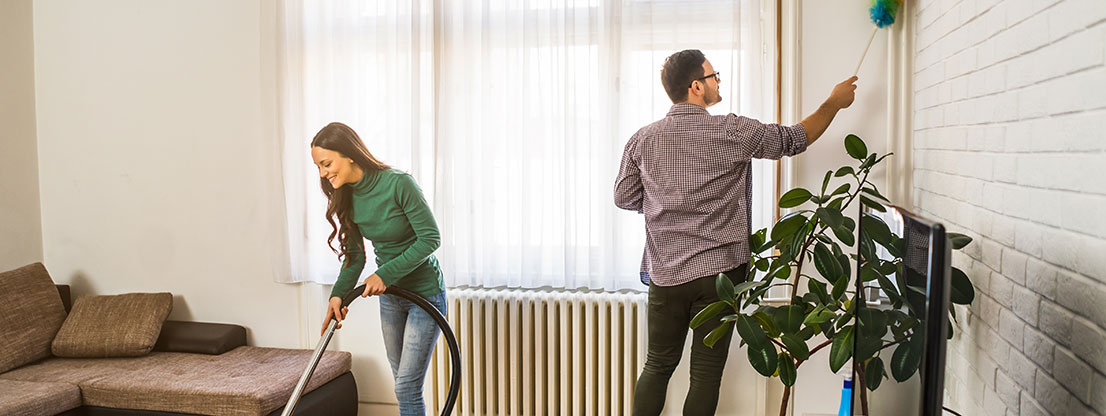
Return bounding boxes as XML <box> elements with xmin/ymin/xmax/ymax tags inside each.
<box><xmin>913</xmin><ymin>1</ymin><xmax>1106</xmax><ymax>415</ymax></box>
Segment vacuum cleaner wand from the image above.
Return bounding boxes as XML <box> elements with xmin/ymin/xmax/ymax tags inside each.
<box><xmin>280</xmin><ymin>285</ymin><xmax>462</xmax><ymax>416</ymax></box>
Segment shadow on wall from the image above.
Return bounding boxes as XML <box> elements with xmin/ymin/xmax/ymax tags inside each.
<box><xmin>66</xmin><ymin>269</ymin><xmax>214</xmax><ymax>340</ymax></box>
<box><xmin>171</xmin><ymin>294</ymin><xmax>193</xmax><ymax>322</ymax></box>
<box><xmin>66</xmin><ymin>270</ymin><xmax>95</xmax><ymax>301</ymax></box>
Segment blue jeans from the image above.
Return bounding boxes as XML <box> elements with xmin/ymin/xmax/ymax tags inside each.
<box><xmin>379</xmin><ymin>290</ymin><xmax>447</xmax><ymax>416</ymax></box>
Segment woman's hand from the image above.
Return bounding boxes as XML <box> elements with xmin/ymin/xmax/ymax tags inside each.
<box><xmin>361</xmin><ymin>273</ymin><xmax>387</xmax><ymax>297</ymax></box>
<box><xmin>321</xmin><ymin>296</ymin><xmax>348</xmax><ymax>336</ymax></box>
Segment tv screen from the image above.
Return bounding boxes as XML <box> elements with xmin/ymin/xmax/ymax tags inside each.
<box><xmin>852</xmin><ymin>197</ymin><xmax>951</xmax><ymax>416</ymax></box>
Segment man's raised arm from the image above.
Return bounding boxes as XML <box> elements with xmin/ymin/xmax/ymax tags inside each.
<box><xmin>800</xmin><ymin>76</ymin><xmax>859</xmax><ymax>146</ymax></box>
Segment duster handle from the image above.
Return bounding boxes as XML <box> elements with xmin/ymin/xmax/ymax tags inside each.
<box><xmin>854</xmin><ymin>26</ymin><xmax>879</xmax><ymax>77</ymax></box>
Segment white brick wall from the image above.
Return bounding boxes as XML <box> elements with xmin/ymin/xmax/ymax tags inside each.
<box><xmin>912</xmin><ymin>1</ymin><xmax>1106</xmax><ymax>415</ymax></box>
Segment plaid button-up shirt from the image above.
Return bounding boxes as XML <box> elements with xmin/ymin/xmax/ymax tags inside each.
<box><xmin>614</xmin><ymin>104</ymin><xmax>809</xmax><ymax>287</ymax></box>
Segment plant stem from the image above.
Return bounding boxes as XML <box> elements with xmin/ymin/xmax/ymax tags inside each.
<box><xmin>768</xmin><ymin>160</ymin><xmax>887</xmax><ymax>416</ymax></box>
<box><xmin>878</xmin><ymin>336</ymin><xmax>909</xmax><ymax>351</ymax></box>
<box><xmin>779</xmin><ymin>385</ymin><xmax>791</xmax><ymax>416</ymax></box>
<box><xmin>771</xmin><ymin>337</ymin><xmax>787</xmax><ymax>351</ymax></box>
<box><xmin>849</xmin><ymin>168</ymin><xmax>872</xmax><ymax>210</ymax></box>
<box><xmin>788</xmin><ymin>166</ymin><xmax>872</xmax><ymax>308</ymax></box>
<box><xmin>808</xmin><ymin>338</ymin><xmax>834</xmax><ymax>357</ymax></box>
<box><xmin>771</xmin><ymin>161</ymin><xmax>880</xmax><ymax>416</ymax></box>
<box><xmin>857</xmin><ymin>360</ymin><xmax>870</xmax><ymax>416</ymax></box>
<box><xmin>790</xmin><ymin>237</ymin><xmax>812</xmax><ymax>302</ymax></box>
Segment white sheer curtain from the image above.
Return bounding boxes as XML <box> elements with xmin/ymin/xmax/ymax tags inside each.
<box><xmin>279</xmin><ymin>0</ymin><xmax>777</xmax><ymax>292</ymax></box>
<box><xmin>279</xmin><ymin>0</ymin><xmax>436</xmax><ymax>284</ymax></box>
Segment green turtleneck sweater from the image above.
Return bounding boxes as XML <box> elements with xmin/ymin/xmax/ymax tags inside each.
<box><xmin>330</xmin><ymin>168</ymin><xmax>444</xmax><ymax>299</ymax></box>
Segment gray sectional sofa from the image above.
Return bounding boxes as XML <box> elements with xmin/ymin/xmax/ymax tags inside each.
<box><xmin>0</xmin><ymin>263</ymin><xmax>358</xmax><ymax>416</ymax></box>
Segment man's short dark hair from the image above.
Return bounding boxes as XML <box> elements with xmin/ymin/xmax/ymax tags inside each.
<box><xmin>661</xmin><ymin>49</ymin><xmax>707</xmax><ymax>103</ymax></box>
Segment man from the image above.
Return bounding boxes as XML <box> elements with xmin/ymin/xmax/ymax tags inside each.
<box><xmin>614</xmin><ymin>49</ymin><xmax>857</xmax><ymax>415</ymax></box>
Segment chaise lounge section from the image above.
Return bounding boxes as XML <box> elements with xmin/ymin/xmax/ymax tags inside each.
<box><xmin>0</xmin><ymin>263</ymin><xmax>358</xmax><ymax>416</ymax></box>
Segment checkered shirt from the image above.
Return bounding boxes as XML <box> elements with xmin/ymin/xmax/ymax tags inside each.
<box><xmin>614</xmin><ymin>104</ymin><xmax>809</xmax><ymax>287</ymax></box>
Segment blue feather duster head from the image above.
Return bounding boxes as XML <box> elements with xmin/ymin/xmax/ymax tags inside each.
<box><xmin>869</xmin><ymin>0</ymin><xmax>902</xmax><ymax>28</ymax></box>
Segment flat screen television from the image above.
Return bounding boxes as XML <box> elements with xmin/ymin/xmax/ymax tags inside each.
<box><xmin>852</xmin><ymin>196</ymin><xmax>951</xmax><ymax>416</ymax></box>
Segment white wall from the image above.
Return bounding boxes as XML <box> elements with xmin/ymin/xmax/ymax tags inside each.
<box><xmin>912</xmin><ymin>0</ymin><xmax>1106</xmax><ymax>415</ymax></box>
<box><xmin>0</xmin><ymin>0</ymin><xmax>44</xmax><ymax>271</ymax></box>
<box><xmin>31</xmin><ymin>0</ymin><xmax>401</xmax><ymax>410</ymax></box>
<box><xmin>32</xmin><ymin>0</ymin><xmax>301</xmax><ymax>348</ymax></box>
<box><xmin>786</xmin><ymin>1</ymin><xmax>893</xmax><ymax>415</ymax></box>
<box><xmin>22</xmin><ymin>1</ymin><xmax>981</xmax><ymax>414</ymax></box>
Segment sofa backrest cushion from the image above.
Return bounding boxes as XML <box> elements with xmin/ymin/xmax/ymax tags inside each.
<box><xmin>51</xmin><ymin>292</ymin><xmax>173</xmax><ymax>358</ymax></box>
<box><xmin>0</xmin><ymin>263</ymin><xmax>68</xmax><ymax>373</ymax></box>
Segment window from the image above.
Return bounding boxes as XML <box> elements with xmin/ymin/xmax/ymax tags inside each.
<box><xmin>279</xmin><ymin>0</ymin><xmax>779</xmax><ymax>291</ymax></box>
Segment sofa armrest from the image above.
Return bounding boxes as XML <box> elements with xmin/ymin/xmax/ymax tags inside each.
<box><xmin>154</xmin><ymin>320</ymin><xmax>247</xmax><ymax>355</ymax></box>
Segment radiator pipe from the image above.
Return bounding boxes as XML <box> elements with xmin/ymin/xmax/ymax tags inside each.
<box><xmin>281</xmin><ymin>285</ymin><xmax>461</xmax><ymax>416</ymax></box>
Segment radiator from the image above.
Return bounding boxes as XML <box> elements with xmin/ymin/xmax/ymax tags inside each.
<box><xmin>426</xmin><ymin>287</ymin><xmax>649</xmax><ymax>416</ymax></box>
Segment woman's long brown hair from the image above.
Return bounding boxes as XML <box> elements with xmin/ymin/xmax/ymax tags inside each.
<box><xmin>310</xmin><ymin>122</ymin><xmax>390</xmax><ymax>265</ymax></box>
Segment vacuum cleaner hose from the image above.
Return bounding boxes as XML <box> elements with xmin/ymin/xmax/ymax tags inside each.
<box><xmin>342</xmin><ymin>285</ymin><xmax>461</xmax><ymax>416</ymax></box>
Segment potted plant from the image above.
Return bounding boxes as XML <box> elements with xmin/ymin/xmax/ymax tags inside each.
<box><xmin>691</xmin><ymin>134</ymin><xmax>975</xmax><ymax>416</ymax></box>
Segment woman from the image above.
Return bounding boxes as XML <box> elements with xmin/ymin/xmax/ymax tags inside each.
<box><xmin>312</xmin><ymin>122</ymin><xmax>446</xmax><ymax>416</ymax></box>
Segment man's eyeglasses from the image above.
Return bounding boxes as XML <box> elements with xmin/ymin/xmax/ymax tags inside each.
<box><xmin>690</xmin><ymin>71</ymin><xmax>720</xmax><ymax>87</ymax></box>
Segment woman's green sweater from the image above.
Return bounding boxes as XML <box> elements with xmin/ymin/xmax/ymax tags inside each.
<box><xmin>330</xmin><ymin>169</ymin><xmax>444</xmax><ymax>299</ymax></box>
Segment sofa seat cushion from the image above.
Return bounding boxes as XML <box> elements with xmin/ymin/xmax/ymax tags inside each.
<box><xmin>0</xmin><ymin>263</ymin><xmax>67</xmax><ymax>373</ymax></box>
<box><xmin>0</xmin><ymin>379</ymin><xmax>81</xmax><ymax>416</ymax></box>
<box><xmin>0</xmin><ymin>346</ymin><xmax>352</xmax><ymax>416</ymax></box>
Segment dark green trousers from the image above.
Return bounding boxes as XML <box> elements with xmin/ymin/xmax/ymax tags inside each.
<box><xmin>632</xmin><ymin>264</ymin><xmax>747</xmax><ymax>416</ymax></box>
